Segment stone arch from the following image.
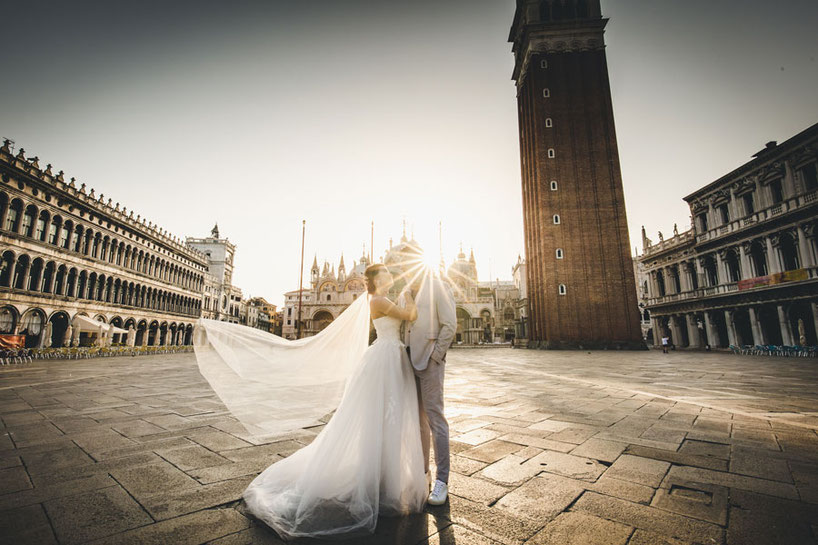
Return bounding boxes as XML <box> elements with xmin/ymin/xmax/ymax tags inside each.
<box><xmin>20</xmin><ymin>307</ymin><xmax>46</xmax><ymax>348</ymax></box>
<box><xmin>0</xmin><ymin>249</ymin><xmax>16</xmax><ymax>287</ymax></box>
<box><xmin>5</xmin><ymin>198</ymin><xmax>24</xmax><ymax>232</ymax></box>
<box><xmin>777</xmin><ymin>232</ymin><xmax>800</xmax><ymax>271</ymax></box>
<box><xmin>22</xmin><ymin>203</ymin><xmax>38</xmax><ymax>237</ymax></box>
<box><xmin>61</xmin><ymin>219</ymin><xmax>74</xmax><ymax>249</ymax></box>
<box><xmin>13</xmin><ymin>253</ymin><xmax>31</xmax><ymax>290</ymax></box>
<box><xmin>723</xmin><ymin>249</ymin><xmax>741</xmax><ymax>282</ymax></box>
<box><xmin>456</xmin><ymin>306</ymin><xmax>472</xmax><ymax>343</ymax></box>
<box><xmin>148</xmin><ymin>320</ymin><xmax>160</xmax><ymax>346</ymax></box>
<box><xmin>48</xmin><ymin>311</ymin><xmax>71</xmax><ymax>348</ymax></box>
<box><xmin>702</xmin><ymin>255</ymin><xmax>719</xmax><ymax>287</ymax></box>
<box><xmin>54</xmin><ymin>263</ymin><xmax>68</xmax><ymax>295</ymax></box>
<box><xmin>48</xmin><ymin>214</ymin><xmax>62</xmax><ymax>246</ymax></box>
<box><xmin>0</xmin><ymin>305</ymin><xmax>20</xmax><ymax>334</ymax></box>
<box><xmin>136</xmin><ymin>319</ymin><xmax>148</xmax><ymax>346</ymax></box>
<box><xmin>312</xmin><ymin>309</ymin><xmax>334</xmax><ymax>332</ymax></box>
<box><xmin>788</xmin><ymin>301</ymin><xmax>817</xmax><ymax>346</ymax></box>
<box><xmin>41</xmin><ymin>261</ymin><xmax>56</xmax><ymax>294</ymax></box>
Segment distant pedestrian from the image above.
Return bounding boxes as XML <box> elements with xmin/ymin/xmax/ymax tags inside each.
<box><xmin>661</xmin><ymin>336</ymin><xmax>669</xmax><ymax>354</ymax></box>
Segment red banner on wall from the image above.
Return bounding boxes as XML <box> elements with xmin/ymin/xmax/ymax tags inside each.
<box><xmin>738</xmin><ymin>269</ymin><xmax>807</xmax><ymax>291</ymax></box>
<box><xmin>0</xmin><ymin>334</ymin><xmax>25</xmax><ymax>350</ymax></box>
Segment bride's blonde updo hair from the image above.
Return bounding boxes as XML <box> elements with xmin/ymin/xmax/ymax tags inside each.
<box><xmin>364</xmin><ymin>263</ymin><xmax>388</xmax><ymax>294</ymax></box>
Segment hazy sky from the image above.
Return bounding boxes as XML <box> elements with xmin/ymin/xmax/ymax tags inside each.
<box><xmin>1</xmin><ymin>0</ymin><xmax>816</xmax><ymax>305</ymax></box>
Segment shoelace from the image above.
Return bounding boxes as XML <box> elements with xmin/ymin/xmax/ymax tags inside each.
<box><xmin>432</xmin><ymin>481</ymin><xmax>446</xmax><ymax>496</ymax></box>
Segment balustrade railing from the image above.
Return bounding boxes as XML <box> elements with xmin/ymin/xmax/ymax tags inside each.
<box><xmin>646</xmin><ymin>267</ymin><xmax>816</xmax><ymax>306</ymax></box>
<box><xmin>695</xmin><ymin>191</ymin><xmax>817</xmax><ymax>244</ymax></box>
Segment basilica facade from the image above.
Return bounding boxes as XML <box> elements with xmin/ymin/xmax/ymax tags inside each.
<box><xmin>280</xmin><ymin>251</ymin><xmax>369</xmax><ymax>339</ymax></box>
<box><xmin>281</xmin><ymin>232</ymin><xmax>526</xmax><ymax>344</ymax></box>
<box><xmin>639</xmin><ymin>123</ymin><xmax>818</xmax><ymax>349</ymax></box>
<box><xmin>0</xmin><ymin>140</ymin><xmax>206</xmax><ymax>348</ymax></box>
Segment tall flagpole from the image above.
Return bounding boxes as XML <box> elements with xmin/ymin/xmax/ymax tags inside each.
<box><xmin>297</xmin><ymin>220</ymin><xmax>305</xmax><ymax>339</ymax></box>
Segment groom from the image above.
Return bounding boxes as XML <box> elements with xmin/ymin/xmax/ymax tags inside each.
<box><xmin>402</xmin><ymin>270</ymin><xmax>456</xmax><ymax>506</ymax></box>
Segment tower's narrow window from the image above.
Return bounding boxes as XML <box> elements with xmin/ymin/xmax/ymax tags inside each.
<box><xmin>558</xmin><ymin>284</ymin><xmax>567</xmax><ymax>295</ymax></box>
<box><xmin>556</xmin><ymin>248</ymin><xmax>564</xmax><ymax>259</ymax></box>
<box><xmin>550</xmin><ymin>181</ymin><xmax>558</xmax><ymax>191</ymax></box>
<box><xmin>548</xmin><ymin>148</ymin><xmax>555</xmax><ymax>158</ymax></box>
<box><xmin>543</xmin><ymin>88</ymin><xmax>550</xmax><ymax>98</ymax></box>
<box><xmin>553</xmin><ymin>214</ymin><xmax>561</xmax><ymax>224</ymax></box>
<box><xmin>540</xmin><ymin>59</ymin><xmax>548</xmax><ymax>69</ymax></box>
<box><xmin>545</xmin><ymin>118</ymin><xmax>553</xmax><ymax>128</ymax></box>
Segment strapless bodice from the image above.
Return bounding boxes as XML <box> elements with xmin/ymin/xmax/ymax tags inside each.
<box><xmin>373</xmin><ymin>316</ymin><xmax>402</xmax><ymax>342</ymax></box>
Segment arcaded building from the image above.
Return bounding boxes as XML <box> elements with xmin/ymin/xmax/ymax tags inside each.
<box><xmin>0</xmin><ymin>140</ymin><xmax>206</xmax><ymax>348</ymax></box>
<box><xmin>640</xmin><ymin>123</ymin><xmax>818</xmax><ymax>348</ymax></box>
<box><xmin>509</xmin><ymin>0</ymin><xmax>643</xmax><ymax>349</ymax></box>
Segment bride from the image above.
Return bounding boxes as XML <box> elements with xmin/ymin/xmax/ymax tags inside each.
<box><xmin>199</xmin><ymin>263</ymin><xmax>429</xmax><ymax>540</ymax></box>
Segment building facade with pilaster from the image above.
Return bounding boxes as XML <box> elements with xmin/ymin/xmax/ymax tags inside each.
<box><xmin>640</xmin><ymin>123</ymin><xmax>818</xmax><ymax>349</ymax></box>
<box><xmin>0</xmin><ymin>140</ymin><xmax>206</xmax><ymax>348</ymax></box>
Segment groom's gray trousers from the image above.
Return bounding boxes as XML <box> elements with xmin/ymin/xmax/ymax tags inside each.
<box><xmin>414</xmin><ymin>355</ymin><xmax>450</xmax><ymax>484</ymax></box>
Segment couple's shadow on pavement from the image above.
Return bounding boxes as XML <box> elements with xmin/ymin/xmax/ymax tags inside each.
<box><xmin>243</xmin><ymin>501</ymin><xmax>455</xmax><ymax>545</ymax></box>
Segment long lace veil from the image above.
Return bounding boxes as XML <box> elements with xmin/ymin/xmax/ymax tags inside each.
<box><xmin>193</xmin><ymin>294</ymin><xmax>371</xmax><ymax>439</ymax></box>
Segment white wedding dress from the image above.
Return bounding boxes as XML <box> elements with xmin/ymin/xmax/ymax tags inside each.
<box><xmin>242</xmin><ymin>315</ymin><xmax>428</xmax><ymax>540</ymax></box>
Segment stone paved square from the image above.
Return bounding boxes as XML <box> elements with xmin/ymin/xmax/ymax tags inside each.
<box><xmin>2</xmin><ymin>348</ymin><xmax>818</xmax><ymax>544</ymax></box>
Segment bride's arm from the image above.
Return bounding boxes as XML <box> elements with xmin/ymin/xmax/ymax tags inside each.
<box><xmin>371</xmin><ymin>295</ymin><xmax>417</xmax><ymax>321</ymax></box>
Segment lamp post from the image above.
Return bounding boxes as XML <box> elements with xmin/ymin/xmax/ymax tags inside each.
<box><xmin>296</xmin><ymin>220</ymin><xmax>305</xmax><ymax>340</ymax></box>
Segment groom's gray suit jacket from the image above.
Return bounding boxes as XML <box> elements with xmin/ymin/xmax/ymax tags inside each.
<box><xmin>403</xmin><ymin>276</ymin><xmax>457</xmax><ymax>370</ymax></box>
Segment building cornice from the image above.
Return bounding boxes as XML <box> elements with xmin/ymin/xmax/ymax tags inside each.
<box><xmin>510</xmin><ymin>19</ymin><xmax>607</xmax><ymax>87</ymax></box>
<box><xmin>684</xmin><ymin>122</ymin><xmax>818</xmax><ymax>204</ymax></box>
<box><xmin>0</xmin><ymin>145</ymin><xmax>208</xmax><ymax>266</ymax></box>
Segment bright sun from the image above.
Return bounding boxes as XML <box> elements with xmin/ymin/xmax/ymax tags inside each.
<box><xmin>421</xmin><ymin>251</ymin><xmax>439</xmax><ymax>272</ymax></box>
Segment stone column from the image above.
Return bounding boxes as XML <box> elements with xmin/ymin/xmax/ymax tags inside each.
<box><xmin>695</xmin><ymin>258</ymin><xmax>706</xmax><ymax>288</ymax></box>
<box><xmin>766</xmin><ymin>237</ymin><xmax>781</xmax><ymax>274</ymax></box>
<box><xmin>782</xmin><ymin>160</ymin><xmax>796</xmax><ymax>198</ymax></box>
<box><xmin>777</xmin><ymin>305</ymin><xmax>793</xmax><ymax>346</ymax></box>
<box><xmin>650</xmin><ymin>271</ymin><xmax>660</xmax><ymax>298</ymax></box>
<box><xmin>724</xmin><ymin>310</ymin><xmax>738</xmax><ymax>346</ymax></box>
<box><xmin>46</xmin><ymin>270</ymin><xmax>56</xmax><ymax>294</ymax></box>
<box><xmin>715</xmin><ymin>252</ymin><xmax>728</xmax><ymax>286</ymax></box>
<box><xmin>670</xmin><ymin>316</ymin><xmax>685</xmax><ymax>347</ymax></box>
<box><xmin>651</xmin><ymin>317</ymin><xmax>662</xmax><ymax>347</ymax></box>
<box><xmin>678</xmin><ymin>266</ymin><xmax>690</xmax><ymax>293</ymax></box>
<box><xmin>796</xmin><ymin>226</ymin><xmax>814</xmax><ymax>268</ymax></box>
<box><xmin>704</xmin><ymin>311</ymin><xmax>719</xmax><ymax>347</ymax></box>
<box><xmin>6</xmin><ymin>260</ymin><xmax>17</xmax><ymax>289</ymax></box>
<box><xmin>738</xmin><ymin>244</ymin><xmax>752</xmax><ymax>280</ymax></box>
<box><xmin>684</xmin><ymin>314</ymin><xmax>701</xmax><ymax>348</ymax></box>
<box><xmin>668</xmin><ymin>316</ymin><xmax>678</xmax><ymax>345</ymax></box>
<box><xmin>16</xmin><ymin>262</ymin><xmax>29</xmax><ymax>292</ymax></box>
<box><xmin>748</xmin><ymin>307</ymin><xmax>765</xmax><ymax>346</ymax></box>
<box><xmin>71</xmin><ymin>323</ymin><xmax>81</xmax><ymax>347</ymax></box>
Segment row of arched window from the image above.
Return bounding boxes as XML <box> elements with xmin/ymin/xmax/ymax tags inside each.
<box><xmin>0</xmin><ymin>249</ymin><xmax>201</xmax><ymax>317</ymax></box>
<box><xmin>651</xmin><ymin>232</ymin><xmax>805</xmax><ymax>297</ymax></box>
<box><xmin>0</xmin><ymin>191</ymin><xmax>204</xmax><ymax>292</ymax></box>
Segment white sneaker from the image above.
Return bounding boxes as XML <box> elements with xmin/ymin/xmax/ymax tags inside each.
<box><xmin>428</xmin><ymin>479</ymin><xmax>448</xmax><ymax>506</ymax></box>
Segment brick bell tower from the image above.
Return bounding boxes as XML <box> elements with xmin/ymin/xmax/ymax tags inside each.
<box><xmin>509</xmin><ymin>0</ymin><xmax>644</xmax><ymax>349</ymax></box>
